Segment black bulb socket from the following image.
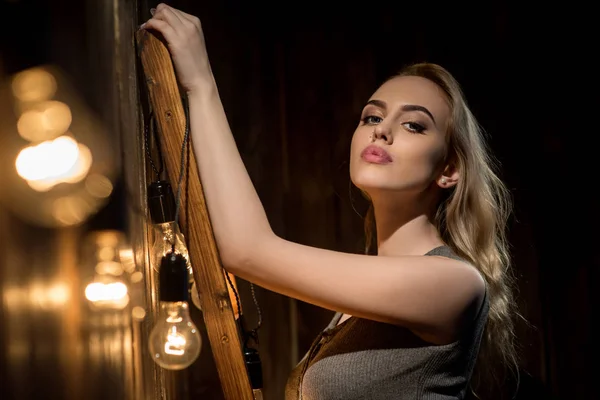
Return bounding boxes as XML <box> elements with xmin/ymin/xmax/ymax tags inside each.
<box><xmin>159</xmin><ymin>252</ymin><xmax>189</xmax><ymax>302</ymax></box>
<box><xmin>244</xmin><ymin>346</ymin><xmax>263</xmax><ymax>389</ymax></box>
<box><xmin>148</xmin><ymin>180</ymin><xmax>176</xmax><ymax>224</ymax></box>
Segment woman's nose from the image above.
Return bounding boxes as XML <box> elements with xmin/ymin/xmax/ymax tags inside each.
<box><xmin>372</xmin><ymin>125</ymin><xmax>393</xmax><ymax>144</ymax></box>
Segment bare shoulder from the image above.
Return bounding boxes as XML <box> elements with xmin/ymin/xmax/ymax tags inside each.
<box><xmin>429</xmin><ymin>253</ymin><xmax>487</xmax><ymax>299</ymax></box>
<box><xmin>414</xmin><ymin>254</ymin><xmax>487</xmax><ymax>342</ymax></box>
<box><xmin>230</xmin><ymin>236</ymin><xmax>487</xmax><ymax>342</ymax></box>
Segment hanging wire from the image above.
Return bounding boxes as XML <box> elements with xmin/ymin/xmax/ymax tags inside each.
<box><xmin>171</xmin><ymin>101</ymin><xmax>189</xmax><ymax>252</ymax></box>
<box><xmin>171</xmin><ymin>96</ymin><xmax>262</xmax><ymax>342</ymax></box>
<box><xmin>144</xmin><ymin>109</ymin><xmax>164</xmax><ymax>180</ymax></box>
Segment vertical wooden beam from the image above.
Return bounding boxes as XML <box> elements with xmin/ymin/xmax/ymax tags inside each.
<box><xmin>109</xmin><ymin>0</ymin><xmax>168</xmax><ymax>397</ymax></box>
<box><xmin>135</xmin><ymin>30</ymin><xmax>254</xmax><ymax>400</ymax></box>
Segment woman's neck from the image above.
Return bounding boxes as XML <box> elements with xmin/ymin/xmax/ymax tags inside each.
<box><xmin>371</xmin><ymin>192</ymin><xmax>444</xmax><ymax>257</ymax></box>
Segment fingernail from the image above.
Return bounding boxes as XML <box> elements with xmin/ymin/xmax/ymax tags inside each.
<box><xmin>150</xmin><ymin>8</ymin><xmax>156</xmax><ymax>15</ymax></box>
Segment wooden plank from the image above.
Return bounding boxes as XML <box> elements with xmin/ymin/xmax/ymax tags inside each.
<box><xmin>108</xmin><ymin>0</ymin><xmax>169</xmax><ymax>398</ymax></box>
<box><xmin>135</xmin><ymin>29</ymin><xmax>254</xmax><ymax>400</ymax></box>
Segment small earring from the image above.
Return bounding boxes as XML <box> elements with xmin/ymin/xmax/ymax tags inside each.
<box><xmin>440</xmin><ymin>178</ymin><xmax>447</xmax><ymax>185</ymax></box>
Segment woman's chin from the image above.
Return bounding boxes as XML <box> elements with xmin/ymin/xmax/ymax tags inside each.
<box><xmin>351</xmin><ymin>173</ymin><xmax>391</xmax><ymax>194</ymax></box>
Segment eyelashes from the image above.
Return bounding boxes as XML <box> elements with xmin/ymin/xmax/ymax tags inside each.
<box><xmin>402</xmin><ymin>121</ymin><xmax>426</xmax><ymax>134</ymax></box>
<box><xmin>362</xmin><ymin>115</ymin><xmax>383</xmax><ymax>125</ymax></box>
<box><xmin>361</xmin><ymin>115</ymin><xmax>426</xmax><ymax>134</ymax></box>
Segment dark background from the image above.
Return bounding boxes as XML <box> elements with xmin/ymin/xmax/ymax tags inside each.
<box><xmin>1</xmin><ymin>0</ymin><xmax>595</xmax><ymax>399</ymax></box>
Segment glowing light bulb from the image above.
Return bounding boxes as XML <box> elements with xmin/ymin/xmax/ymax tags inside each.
<box><xmin>85</xmin><ymin>279</ymin><xmax>129</xmax><ymax>310</ymax></box>
<box><xmin>147</xmin><ymin>180</ymin><xmax>238</xmax><ymax>315</ymax></box>
<box><xmin>150</xmin><ymin>221</ymin><xmax>191</xmax><ymax>274</ymax></box>
<box><xmin>83</xmin><ymin>231</ymin><xmax>130</xmax><ymax>311</ymax></box>
<box><xmin>148</xmin><ymin>180</ymin><xmax>194</xmax><ymax>277</ymax></box>
<box><xmin>148</xmin><ymin>252</ymin><xmax>202</xmax><ymax>370</ymax></box>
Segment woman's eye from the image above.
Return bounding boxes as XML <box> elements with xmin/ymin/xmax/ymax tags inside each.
<box><xmin>402</xmin><ymin>122</ymin><xmax>426</xmax><ymax>134</ymax></box>
<box><xmin>362</xmin><ymin>115</ymin><xmax>382</xmax><ymax>125</ymax></box>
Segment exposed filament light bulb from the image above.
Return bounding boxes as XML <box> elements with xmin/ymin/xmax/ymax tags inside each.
<box><xmin>148</xmin><ymin>180</ymin><xmax>194</xmax><ymax>279</ymax></box>
<box><xmin>148</xmin><ymin>252</ymin><xmax>202</xmax><ymax>370</ymax></box>
<box><xmin>147</xmin><ymin>180</ymin><xmax>240</xmax><ymax>315</ymax></box>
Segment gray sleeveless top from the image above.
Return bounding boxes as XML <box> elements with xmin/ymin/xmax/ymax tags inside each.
<box><xmin>284</xmin><ymin>246</ymin><xmax>489</xmax><ymax>400</ymax></box>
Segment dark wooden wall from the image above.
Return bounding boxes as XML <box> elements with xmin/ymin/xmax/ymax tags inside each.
<box><xmin>164</xmin><ymin>2</ymin><xmax>593</xmax><ymax>399</ymax></box>
<box><xmin>1</xmin><ymin>0</ymin><xmax>595</xmax><ymax>399</ymax></box>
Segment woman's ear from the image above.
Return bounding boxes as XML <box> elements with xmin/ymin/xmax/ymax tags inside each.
<box><xmin>437</xmin><ymin>163</ymin><xmax>459</xmax><ymax>189</ymax></box>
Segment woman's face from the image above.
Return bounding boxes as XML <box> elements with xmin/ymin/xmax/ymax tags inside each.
<box><xmin>350</xmin><ymin>75</ymin><xmax>453</xmax><ymax>198</ymax></box>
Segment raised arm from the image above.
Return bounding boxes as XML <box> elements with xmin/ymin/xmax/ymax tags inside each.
<box><xmin>142</xmin><ymin>3</ymin><xmax>485</xmax><ymax>341</ymax></box>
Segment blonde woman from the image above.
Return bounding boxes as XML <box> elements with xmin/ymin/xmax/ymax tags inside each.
<box><xmin>142</xmin><ymin>4</ymin><xmax>519</xmax><ymax>399</ymax></box>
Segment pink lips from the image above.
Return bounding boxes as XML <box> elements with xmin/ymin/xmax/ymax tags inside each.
<box><xmin>361</xmin><ymin>145</ymin><xmax>392</xmax><ymax>164</ymax></box>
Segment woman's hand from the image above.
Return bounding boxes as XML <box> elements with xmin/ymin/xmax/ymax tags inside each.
<box><xmin>140</xmin><ymin>3</ymin><xmax>214</xmax><ymax>94</ymax></box>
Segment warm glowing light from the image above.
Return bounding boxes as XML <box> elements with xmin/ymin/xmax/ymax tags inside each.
<box><xmin>16</xmin><ymin>136</ymin><xmax>78</xmax><ymax>180</ymax></box>
<box><xmin>95</xmin><ymin>261</ymin><xmax>124</xmax><ymax>276</ymax></box>
<box><xmin>97</xmin><ymin>246</ymin><xmax>116</xmax><ymax>262</ymax></box>
<box><xmin>16</xmin><ymin>100</ymin><xmax>72</xmax><ymax>142</ymax></box>
<box><xmin>94</xmin><ymin>230</ymin><xmax>122</xmax><ymax>249</ymax></box>
<box><xmin>130</xmin><ymin>271</ymin><xmax>143</xmax><ymax>283</ymax></box>
<box><xmin>84</xmin><ymin>281</ymin><xmax>129</xmax><ymax>310</ymax></box>
<box><xmin>15</xmin><ymin>135</ymin><xmax>93</xmax><ymax>191</ymax></box>
<box><xmin>29</xmin><ymin>282</ymin><xmax>70</xmax><ymax>309</ymax></box>
<box><xmin>51</xmin><ymin>196</ymin><xmax>91</xmax><ymax>226</ymax></box>
<box><xmin>119</xmin><ymin>248</ymin><xmax>136</xmax><ymax>274</ymax></box>
<box><xmin>2</xmin><ymin>287</ymin><xmax>24</xmax><ymax>309</ymax></box>
<box><xmin>45</xmin><ymin>283</ymin><xmax>70</xmax><ymax>305</ymax></box>
<box><xmin>11</xmin><ymin>68</ymin><xmax>57</xmax><ymax>102</ymax></box>
<box><xmin>85</xmin><ymin>282</ymin><xmax>127</xmax><ymax>302</ymax></box>
<box><xmin>132</xmin><ymin>306</ymin><xmax>146</xmax><ymax>321</ymax></box>
<box><xmin>85</xmin><ymin>174</ymin><xmax>113</xmax><ymax>198</ymax></box>
<box><xmin>3</xmin><ymin>283</ymin><xmax>70</xmax><ymax>310</ymax></box>
<box><xmin>165</xmin><ymin>328</ymin><xmax>187</xmax><ymax>356</ymax></box>
<box><xmin>149</xmin><ymin>301</ymin><xmax>202</xmax><ymax>370</ymax></box>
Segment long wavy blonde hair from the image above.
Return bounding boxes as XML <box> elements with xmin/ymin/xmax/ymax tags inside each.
<box><xmin>363</xmin><ymin>63</ymin><xmax>520</xmax><ymax>398</ymax></box>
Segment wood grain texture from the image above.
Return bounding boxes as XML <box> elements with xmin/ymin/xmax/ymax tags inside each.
<box><xmin>135</xmin><ymin>29</ymin><xmax>254</xmax><ymax>400</ymax></box>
